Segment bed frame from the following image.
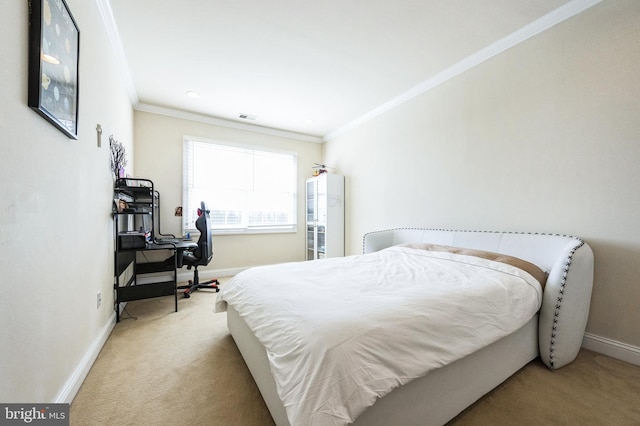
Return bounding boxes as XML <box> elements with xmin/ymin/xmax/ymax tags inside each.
<box><xmin>226</xmin><ymin>229</ymin><xmax>594</xmax><ymax>425</ymax></box>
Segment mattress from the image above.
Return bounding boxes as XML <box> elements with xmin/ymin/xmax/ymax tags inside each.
<box><xmin>215</xmin><ymin>245</ymin><xmax>544</xmax><ymax>425</ymax></box>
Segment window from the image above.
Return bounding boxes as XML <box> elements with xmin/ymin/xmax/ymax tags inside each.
<box><xmin>183</xmin><ymin>137</ymin><xmax>297</xmax><ymax>234</ymax></box>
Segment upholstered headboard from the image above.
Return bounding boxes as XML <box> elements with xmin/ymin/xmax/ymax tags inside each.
<box><xmin>363</xmin><ymin>228</ymin><xmax>594</xmax><ymax>370</ymax></box>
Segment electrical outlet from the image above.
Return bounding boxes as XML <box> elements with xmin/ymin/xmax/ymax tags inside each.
<box><xmin>97</xmin><ymin>292</ymin><xmax>102</xmax><ymax>309</ymax></box>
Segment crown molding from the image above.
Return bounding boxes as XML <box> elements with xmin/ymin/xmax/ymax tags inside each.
<box><xmin>97</xmin><ymin>0</ymin><xmax>321</xmax><ymax>143</ymax></box>
<box><xmin>323</xmin><ymin>0</ymin><xmax>602</xmax><ymax>142</ymax></box>
<box><xmin>135</xmin><ymin>103</ymin><xmax>323</xmax><ymax>143</ymax></box>
<box><xmin>95</xmin><ymin>0</ymin><xmax>139</xmax><ymax>105</ymax></box>
<box><xmin>97</xmin><ymin>0</ymin><xmax>600</xmax><ymax>144</ymax></box>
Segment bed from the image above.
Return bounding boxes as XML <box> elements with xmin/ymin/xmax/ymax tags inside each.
<box><xmin>215</xmin><ymin>228</ymin><xmax>594</xmax><ymax>426</ymax></box>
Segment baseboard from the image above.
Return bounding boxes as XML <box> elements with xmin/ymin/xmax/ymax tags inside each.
<box><xmin>582</xmin><ymin>333</ymin><xmax>640</xmax><ymax>366</ymax></box>
<box><xmin>137</xmin><ymin>267</ymin><xmax>247</xmax><ymax>285</ymax></box>
<box><xmin>55</xmin><ymin>311</ymin><xmax>117</xmax><ymax>403</ymax></box>
<box><xmin>53</xmin><ymin>303</ymin><xmax>638</xmax><ymax>405</ymax></box>
<box><xmin>57</xmin><ymin>267</ymin><xmax>244</xmax><ymax>404</ymax></box>
<box><xmin>176</xmin><ymin>267</ymin><xmax>247</xmax><ymax>283</ymax></box>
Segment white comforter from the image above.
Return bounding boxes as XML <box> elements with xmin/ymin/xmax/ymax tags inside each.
<box><xmin>215</xmin><ymin>246</ymin><xmax>543</xmax><ymax>426</ymax></box>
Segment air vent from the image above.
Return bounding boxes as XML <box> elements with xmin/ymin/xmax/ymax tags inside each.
<box><xmin>239</xmin><ymin>113</ymin><xmax>257</xmax><ymax>120</ymax></box>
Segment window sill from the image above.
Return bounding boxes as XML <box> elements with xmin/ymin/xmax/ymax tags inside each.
<box><xmin>184</xmin><ymin>227</ymin><xmax>298</xmax><ymax>236</ymax></box>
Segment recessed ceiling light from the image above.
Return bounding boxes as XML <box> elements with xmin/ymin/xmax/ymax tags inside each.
<box><xmin>185</xmin><ymin>91</ymin><xmax>200</xmax><ymax>99</ymax></box>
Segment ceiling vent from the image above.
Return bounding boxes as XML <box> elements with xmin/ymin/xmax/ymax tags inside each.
<box><xmin>239</xmin><ymin>113</ymin><xmax>257</xmax><ymax>120</ymax></box>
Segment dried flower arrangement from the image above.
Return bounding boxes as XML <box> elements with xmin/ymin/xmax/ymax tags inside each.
<box><xmin>109</xmin><ymin>135</ymin><xmax>128</xmax><ymax>180</ymax></box>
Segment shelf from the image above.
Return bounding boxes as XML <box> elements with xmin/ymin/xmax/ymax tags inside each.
<box><xmin>116</xmin><ymin>281</ymin><xmax>175</xmax><ymax>303</ymax></box>
<box><xmin>113</xmin><ymin>211</ymin><xmax>152</xmax><ymax>215</ymax></box>
<box><xmin>136</xmin><ymin>261</ymin><xmax>174</xmax><ymax>275</ymax></box>
<box><xmin>114</xmin><ymin>177</ymin><xmax>179</xmax><ymax>322</ymax></box>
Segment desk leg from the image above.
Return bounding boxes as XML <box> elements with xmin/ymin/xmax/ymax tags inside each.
<box><xmin>174</xmin><ymin>248</ymin><xmax>178</xmax><ymax>313</ymax></box>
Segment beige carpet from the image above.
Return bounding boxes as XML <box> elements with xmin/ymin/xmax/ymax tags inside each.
<box><xmin>71</xmin><ymin>281</ymin><xmax>640</xmax><ymax>425</ymax></box>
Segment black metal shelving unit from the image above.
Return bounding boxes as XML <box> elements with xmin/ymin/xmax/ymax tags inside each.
<box><xmin>113</xmin><ymin>178</ymin><xmax>178</xmax><ymax>322</ymax></box>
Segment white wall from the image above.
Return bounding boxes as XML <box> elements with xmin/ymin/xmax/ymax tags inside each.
<box><xmin>324</xmin><ymin>1</ymin><xmax>640</xmax><ymax>349</ymax></box>
<box><xmin>133</xmin><ymin>110</ymin><xmax>322</xmax><ymax>274</ymax></box>
<box><xmin>0</xmin><ymin>1</ymin><xmax>133</xmax><ymax>402</ymax></box>
<box><xmin>2</xmin><ymin>0</ymin><xmax>637</xmax><ymax>404</ymax></box>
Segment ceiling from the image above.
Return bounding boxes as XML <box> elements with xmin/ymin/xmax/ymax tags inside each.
<box><xmin>106</xmin><ymin>0</ymin><xmax>585</xmax><ymax>141</ymax></box>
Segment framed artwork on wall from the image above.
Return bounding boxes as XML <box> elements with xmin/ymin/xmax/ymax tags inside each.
<box><xmin>28</xmin><ymin>0</ymin><xmax>80</xmax><ymax>139</ymax></box>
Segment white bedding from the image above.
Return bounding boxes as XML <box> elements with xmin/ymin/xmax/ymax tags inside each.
<box><xmin>215</xmin><ymin>245</ymin><xmax>543</xmax><ymax>426</ymax></box>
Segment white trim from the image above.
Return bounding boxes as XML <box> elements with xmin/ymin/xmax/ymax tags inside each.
<box><xmin>129</xmin><ymin>268</ymin><xmax>246</xmax><ymax>289</ymax></box>
<box><xmin>323</xmin><ymin>0</ymin><xmax>602</xmax><ymax>141</ymax></box>
<box><xmin>96</xmin><ymin>0</ymin><xmax>322</xmax><ymax>144</ymax></box>
<box><xmin>582</xmin><ymin>332</ymin><xmax>640</xmax><ymax>366</ymax></box>
<box><xmin>95</xmin><ymin>0</ymin><xmax>139</xmax><ymax>105</ymax></box>
<box><xmin>97</xmin><ymin>0</ymin><xmax>601</xmax><ymax>144</ymax></box>
<box><xmin>177</xmin><ymin>267</ymin><xmax>246</xmax><ymax>283</ymax></box>
<box><xmin>55</xmin><ymin>268</ymin><xmax>241</xmax><ymax>403</ymax></box>
<box><xmin>55</xmin><ymin>311</ymin><xmax>116</xmax><ymax>403</ymax></box>
<box><xmin>137</xmin><ymin>103</ymin><xmax>323</xmax><ymax>144</ymax></box>
<box><xmin>138</xmin><ymin>268</ymin><xmax>246</xmax><ymax>285</ymax></box>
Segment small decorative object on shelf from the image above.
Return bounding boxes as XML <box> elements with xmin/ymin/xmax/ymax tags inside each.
<box><xmin>109</xmin><ymin>135</ymin><xmax>128</xmax><ymax>181</ymax></box>
<box><xmin>312</xmin><ymin>163</ymin><xmax>331</xmax><ymax>176</ymax></box>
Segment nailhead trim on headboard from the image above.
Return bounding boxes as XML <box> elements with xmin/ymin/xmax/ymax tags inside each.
<box><xmin>362</xmin><ymin>227</ymin><xmax>586</xmax><ymax>371</ymax></box>
<box><xmin>548</xmin><ymin>238</ymin><xmax>585</xmax><ymax>370</ymax></box>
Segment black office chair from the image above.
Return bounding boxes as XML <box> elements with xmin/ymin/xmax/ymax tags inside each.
<box><xmin>178</xmin><ymin>201</ymin><xmax>219</xmax><ymax>298</ymax></box>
